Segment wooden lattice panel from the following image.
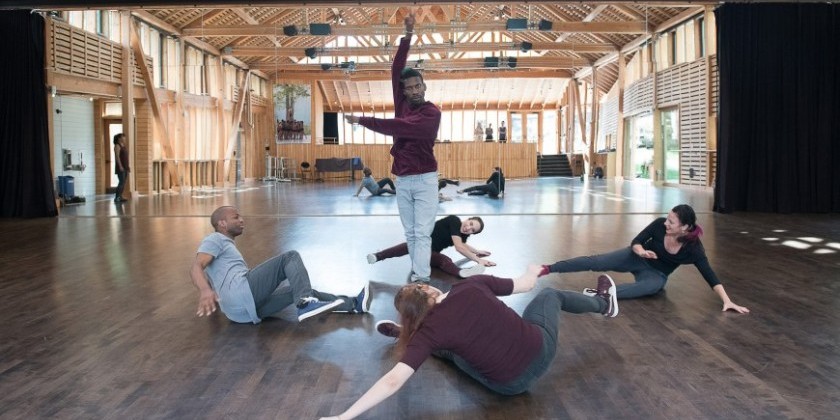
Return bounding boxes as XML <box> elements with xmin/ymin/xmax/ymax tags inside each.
<box><xmin>655</xmin><ymin>58</ymin><xmax>708</xmax><ymax>186</ymax></box>
<box><xmin>598</xmin><ymin>96</ymin><xmax>619</xmax><ymax>150</ymax></box>
<box><xmin>624</xmin><ymin>75</ymin><xmax>654</xmax><ymax>115</ymax></box>
<box><xmin>709</xmin><ymin>54</ymin><xmax>719</xmax><ymax>117</ymax></box>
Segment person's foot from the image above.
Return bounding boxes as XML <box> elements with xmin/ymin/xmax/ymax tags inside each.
<box><xmin>296</xmin><ymin>297</ymin><xmax>344</xmax><ymax>322</ymax></box>
<box><xmin>458</xmin><ymin>264</ymin><xmax>485</xmax><ymax>278</ymax></box>
<box><xmin>439</xmin><ymin>195</ymin><xmax>452</xmax><ymax>202</ymax></box>
<box><xmin>354</xmin><ymin>282</ymin><xmax>371</xmax><ymax>313</ymax></box>
<box><xmin>366</xmin><ymin>253</ymin><xmax>378</xmax><ymax>264</ymax></box>
<box><xmin>456</xmin><ymin>189</ymin><xmax>465</xmax><ymax>194</ymax></box>
<box><xmin>375</xmin><ymin>320</ymin><xmax>402</xmax><ymax>338</ymax></box>
<box><xmin>410</xmin><ymin>274</ymin><xmax>430</xmax><ymax>284</ymax></box>
<box><xmin>453</xmin><ymin>179</ymin><xmax>460</xmax><ymax>186</ymax></box>
<box><xmin>595</xmin><ymin>274</ymin><xmax>619</xmax><ymax>317</ymax></box>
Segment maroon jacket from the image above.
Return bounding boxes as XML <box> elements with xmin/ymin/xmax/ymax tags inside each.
<box><xmin>357</xmin><ymin>35</ymin><xmax>440</xmax><ymax>176</ymax></box>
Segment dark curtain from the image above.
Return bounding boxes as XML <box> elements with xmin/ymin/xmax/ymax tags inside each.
<box><xmin>0</xmin><ymin>10</ymin><xmax>57</xmax><ymax>217</ymax></box>
<box><xmin>714</xmin><ymin>3</ymin><xmax>840</xmax><ymax>213</ymax></box>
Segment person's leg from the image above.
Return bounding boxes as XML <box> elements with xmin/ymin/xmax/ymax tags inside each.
<box><xmin>430</xmin><ymin>252</ymin><xmax>460</xmax><ymax>277</ymax></box>
<box><xmin>395</xmin><ymin>175</ymin><xmax>416</xmax><ymax>272</ymax></box>
<box><xmin>410</xmin><ymin>173</ymin><xmax>438</xmax><ymax>279</ymax></box>
<box><xmin>247</xmin><ymin>250</ymin><xmax>345</xmax><ymax>317</ymax></box>
<box><xmin>114</xmin><ymin>171</ymin><xmax>126</xmax><ymax>201</ymax></box>
<box><xmin>617</xmin><ymin>269</ymin><xmax>668</xmax><ymax>299</ymax></box>
<box><xmin>545</xmin><ymin>247</ymin><xmax>645</xmax><ymax>275</ymax></box>
<box><xmin>459</xmin><ymin>185</ymin><xmax>489</xmax><ymax>195</ymax></box>
<box><xmin>373</xmin><ymin>243</ymin><xmax>409</xmax><ymax>262</ymax></box>
<box><xmin>379</xmin><ymin>177</ymin><xmax>396</xmax><ymax>191</ymax></box>
<box><xmin>379</xmin><ymin>187</ymin><xmax>396</xmax><ymax>195</ymax></box>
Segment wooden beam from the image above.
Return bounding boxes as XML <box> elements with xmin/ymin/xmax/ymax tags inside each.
<box><xmin>182</xmin><ymin>21</ymin><xmax>649</xmax><ymax>37</ymax></box>
<box><xmin>264</xmin><ymin>68</ymin><xmax>573</xmax><ymax>82</ymax></box>
<box><xmin>129</xmin><ymin>18</ymin><xmax>180</xmax><ymax>187</ymax></box>
<box><xmin>227</xmin><ymin>42</ymin><xmax>616</xmax><ymax>57</ymax></box>
<box><xmin>252</xmin><ymin>56</ymin><xmax>590</xmax><ymax>73</ymax></box>
<box><xmin>223</xmin><ymin>70</ymin><xmax>251</xmax><ymax>180</ymax></box>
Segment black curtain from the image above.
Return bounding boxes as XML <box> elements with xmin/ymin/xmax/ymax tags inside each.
<box><xmin>0</xmin><ymin>11</ymin><xmax>57</xmax><ymax>217</ymax></box>
<box><xmin>714</xmin><ymin>3</ymin><xmax>840</xmax><ymax>213</ymax></box>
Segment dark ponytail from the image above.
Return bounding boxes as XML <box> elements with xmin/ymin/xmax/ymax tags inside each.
<box><xmin>672</xmin><ymin>204</ymin><xmax>703</xmax><ymax>243</ymax></box>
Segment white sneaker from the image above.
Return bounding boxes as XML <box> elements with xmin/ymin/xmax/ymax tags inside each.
<box><xmin>366</xmin><ymin>253</ymin><xmax>377</xmax><ymax>264</ymax></box>
<box><xmin>459</xmin><ymin>265</ymin><xmax>485</xmax><ymax>278</ymax></box>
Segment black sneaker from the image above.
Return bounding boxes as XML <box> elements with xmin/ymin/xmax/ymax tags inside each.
<box><xmin>375</xmin><ymin>320</ymin><xmax>402</xmax><ymax>338</ymax></box>
<box><xmin>595</xmin><ymin>274</ymin><xmax>619</xmax><ymax>317</ymax></box>
<box><xmin>354</xmin><ymin>282</ymin><xmax>371</xmax><ymax>313</ymax></box>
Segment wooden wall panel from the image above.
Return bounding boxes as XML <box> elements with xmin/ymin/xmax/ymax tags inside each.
<box><xmin>275</xmin><ymin>142</ymin><xmax>536</xmax><ymax>180</ymax></box>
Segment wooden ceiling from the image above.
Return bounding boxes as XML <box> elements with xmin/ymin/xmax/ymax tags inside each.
<box><xmin>25</xmin><ymin>1</ymin><xmax>712</xmax><ymax>111</ymax></box>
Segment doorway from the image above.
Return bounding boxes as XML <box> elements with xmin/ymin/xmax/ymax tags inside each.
<box><xmin>623</xmin><ymin>114</ymin><xmax>653</xmax><ymax>179</ymax></box>
<box><xmin>104</xmin><ymin>120</ymin><xmax>123</xmax><ymax>194</ymax></box>
<box><xmin>660</xmin><ymin>108</ymin><xmax>680</xmax><ymax>184</ymax></box>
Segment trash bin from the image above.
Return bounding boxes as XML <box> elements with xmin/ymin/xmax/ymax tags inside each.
<box><xmin>58</xmin><ymin>175</ymin><xmax>75</xmax><ymax>197</ymax></box>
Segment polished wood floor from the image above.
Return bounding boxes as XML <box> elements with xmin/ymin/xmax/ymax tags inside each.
<box><xmin>1</xmin><ymin>177</ymin><xmax>839</xmax><ymax>419</ymax></box>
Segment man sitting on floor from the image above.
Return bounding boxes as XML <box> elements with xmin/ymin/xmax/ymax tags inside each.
<box><xmin>191</xmin><ymin>206</ymin><xmax>370</xmax><ymax>323</ymax></box>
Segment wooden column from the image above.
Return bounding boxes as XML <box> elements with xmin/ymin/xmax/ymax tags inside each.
<box><xmin>120</xmin><ymin>11</ymin><xmax>136</xmax><ymax>196</ymax></box>
<box><xmin>615</xmin><ymin>52</ymin><xmax>627</xmax><ymax>179</ymax></box>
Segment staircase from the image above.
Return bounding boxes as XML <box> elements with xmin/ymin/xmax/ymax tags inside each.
<box><xmin>537</xmin><ymin>154</ymin><xmax>574</xmax><ymax>177</ymax></box>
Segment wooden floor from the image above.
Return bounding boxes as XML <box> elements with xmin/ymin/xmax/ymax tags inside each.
<box><xmin>1</xmin><ymin>177</ymin><xmax>839</xmax><ymax>419</ymax></box>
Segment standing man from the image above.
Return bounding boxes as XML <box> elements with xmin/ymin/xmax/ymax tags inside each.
<box><xmin>113</xmin><ymin>133</ymin><xmax>129</xmax><ymax>203</ymax></box>
<box><xmin>344</xmin><ymin>13</ymin><xmax>441</xmax><ymax>283</ymax></box>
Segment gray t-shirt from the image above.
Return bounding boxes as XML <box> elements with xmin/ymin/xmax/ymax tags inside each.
<box><xmin>197</xmin><ymin>232</ymin><xmax>259</xmax><ymax>323</ymax></box>
<box><xmin>361</xmin><ymin>176</ymin><xmax>380</xmax><ymax>194</ymax></box>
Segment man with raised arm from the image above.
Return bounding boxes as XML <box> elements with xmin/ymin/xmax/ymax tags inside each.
<box><xmin>344</xmin><ymin>13</ymin><xmax>441</xmax><ymax>283</ymax></box>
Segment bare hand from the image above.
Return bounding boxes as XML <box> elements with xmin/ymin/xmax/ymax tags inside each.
<box><xmin>722</xmin><ymin>301</ymin><xmax>750</xmax><ymax>314</ymax></box>
<box><xmin>344</xmin><ymin>115</ymin><xmax>359</xmax><ymax>124</ymax></box>
<box><xmin>637</xmin><ymin>250</ymin><xmax>657</xmax><ymax>259</ymax></box>
<box><xmin>196</xmin><ymin>290</ymin><xmax>220</xmax><ymax>317</ymax></box>
<box><xmin>404</xmin><ymin>13</ymin><xmax>416</xmax><ymax>32</ymax></box>
<box><xmin>477</xmin><ymin>258</ymin><xmax>496</xmax><ymax>267</ymax></box>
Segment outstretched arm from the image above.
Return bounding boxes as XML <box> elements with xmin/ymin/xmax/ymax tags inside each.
<box><xmin>190</xmin><ymin>252</ymin><xmax>219</xmax><ymax>317</ymax></box>
<box><xmin>452</xmin><ymin>236</ymin><xmax>495</xmax><ymax>266</ymax></box>
<box><xmin>321</xmin><ymin>362</ymin><xmax>415</xmax><ymax>420</ymax></box>
<box><xmin>354</xmin><ymin>181</ymin><xmax>365</xmax><ymax>196</ymax></box>
<box><xmin>713</xmin><ymin>284</ymin><xmax>750</xmax><ymax>313</ymax></box>
<box><xmin>511</xmin><ymin>264</ymin><xmax>544</xmax><ymax>294</ymax></box>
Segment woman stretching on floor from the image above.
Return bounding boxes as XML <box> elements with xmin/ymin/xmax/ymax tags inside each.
<box><xmin>319</xmin><ymin>265</ymin><xmax>619</xmax><ymax>420</ymax></box>
<box><xmin>540</xmin><ymin>204</ymin><xmax>749</xmax><ymax>314</ymax></box>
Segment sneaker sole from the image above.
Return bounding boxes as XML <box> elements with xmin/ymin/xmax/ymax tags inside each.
<box><xmin>458</xmin><ymin>265</ymin><xmax>485</xmax><ymax>278</ymax></box>
<box><xmin>599</xmin><ymin>274</ymin><xmax>619</xmax><ymax>317</ymax></box>
<box><xmin>357</xmin><ymin>283</ymin><xmax>371</xmax><ymax>313</ymax></box>
<box><xmin>298</xmin><ymin>299</ymin><xmax>344</xmax><ymax>322</ymax></box>
<box><xmin>366</xmin><ymin>254</ymin><xmax>377</xmax><ymax>264</ymax></box>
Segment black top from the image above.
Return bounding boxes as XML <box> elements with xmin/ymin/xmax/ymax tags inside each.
<box><xmin>631</xmin><ymin>217</ymin><xmax>721</xmax><ymax>288</ymax></box>
<box><xmin>431</xmin><ymin>215</ymin><xmax>468</xmax><ymax>252</ymax></box>
<box><xmin>488</xmin><ymin>170</ymin><xmax>505</xmax><ymax>193</ymax></box>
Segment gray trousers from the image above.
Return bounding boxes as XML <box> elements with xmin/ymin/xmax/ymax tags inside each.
<box><xmin>246</xmin><ymin>250</ymin><xmax>354</xmax><ymax>318</ymax></box>
<box><xmin>436</xmin><ymin>288</ymin><xmax>605</xmax><ymax>395</ymax></box>
<box><xmin>547</xmin><ymin>247</ymin><xmax>668</xmax><ymax>299</ymax></box>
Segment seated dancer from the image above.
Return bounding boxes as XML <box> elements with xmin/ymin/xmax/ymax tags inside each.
<box><xmin>355</xmin><ymin>167</ymin><xmax>397</xmax><ymax>197</ymax></box>
<box><xmin>367</xmin><ymin>215</ymin><xmax>493</xmax><ymax>279</ymax></box>
<box><xmin>540</xmin><ymin>204</ymin><xmax>749</xmax><ymax>314</ymax></box>
<box><xmin>457</xmin><ymin>167</ymin><xmax>505</xmax><ymax>198</ymax></box>
<box><xmin>319</xmin><ymin>266</ymin><xmax>618</xmax><ymax>420</ymax></box>
<box><xmin>191</xmin><ymin>206</ymin><xmax>371</xmax><ymax>324</ymax></box>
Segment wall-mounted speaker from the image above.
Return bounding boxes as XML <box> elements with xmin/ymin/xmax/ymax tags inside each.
<box><xmin>538</xmin><ymin>19</ymin><xmax>553</xmax><ymax>31</ymax></box>
<box><xmin>309</xmin><ymin>23</ymin><xmax>332</xmax><ymax>36</ymax></box>
<box><xmin>283</xmin><ymin>25</ymin><xmax>298</xmax><ymax>36</ymax></box>
<box><xmin>505</xmin><ymin>18</ymin><xmax>528</xmax><ymax>31</ymax></box>
<box><xmin>484</xmin><ymin>57</ymin><xmax>500</xmax><ymax>68</ymax></box>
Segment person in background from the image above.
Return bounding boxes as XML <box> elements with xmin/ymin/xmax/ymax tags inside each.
<box><xmin>355</xmin><ymin>167</ymin><xmax>396</xmax><ymax>197</ymax></box>
<box><xmin>458</xmin><ymin>167</ymin><xmax>505</xmax><ymax>198</ymax></box>
<box><xmin>113</xmin><ymin>133</ymin><xmax>129</xmax><ymax>203</ymax></box>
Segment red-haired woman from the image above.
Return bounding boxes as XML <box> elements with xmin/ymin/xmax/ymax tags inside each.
<box><xmin>541</xmin><ymin>204</ymin><xmax>749</xmax><ymax>314</ymax></box>
<box><xmin>320</xmin><ymin>265</ymin><xmax>618</xmax><ymax>420</ymax></box>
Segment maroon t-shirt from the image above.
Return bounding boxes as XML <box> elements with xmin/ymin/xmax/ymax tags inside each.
<box><xmin>358</xmin><ymin>36</ymin><xmax>440</xmax><ymax>176</ymax></box>
<box><xmin>400</xmin><ymin>276</ymin><xmax>543</xmax><ymax>384</ymax></box>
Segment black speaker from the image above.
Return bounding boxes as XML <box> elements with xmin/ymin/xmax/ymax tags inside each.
<box><xmin>305</xmin><ymin>48</ymin><xmax>317</xmax><ymax>59</ymax></box>
<box><xmin>520</xmin><ymin>41</ymin><xmax>533</xmax><ymax>52</ymax></box>
<box><xmin>483</xmin><ymin>57</ymin><xmax>500</xmax><ymax>68</ymax></box>
<box><xmin>309</xmin><ymin>23</ymin><xmax>332</xmax><ymax>36</ymax></box>
<box><xmin>507</xmin><ymin>57</ymin><xmax>517</xmax><ymax>68</ymax></box>
<box><xmin>283</xmin><ymin>25</ymin><xmax>298</xmax><ymax>36</ymax></box>
<box><xmin>538</xmin><ymin>19</ymin><xmax>553</xmax><ymax>31</ymax></box>
<box><xmin>505</xmin><ymin>18</ymin><xmax>528</xmax><ymax>31</ymax></box>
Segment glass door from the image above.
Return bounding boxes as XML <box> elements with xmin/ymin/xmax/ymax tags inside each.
<box><xmin>661</xmin><ymin>108</ymin><xmax>680</xmax><ymax>183</ymax></box>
